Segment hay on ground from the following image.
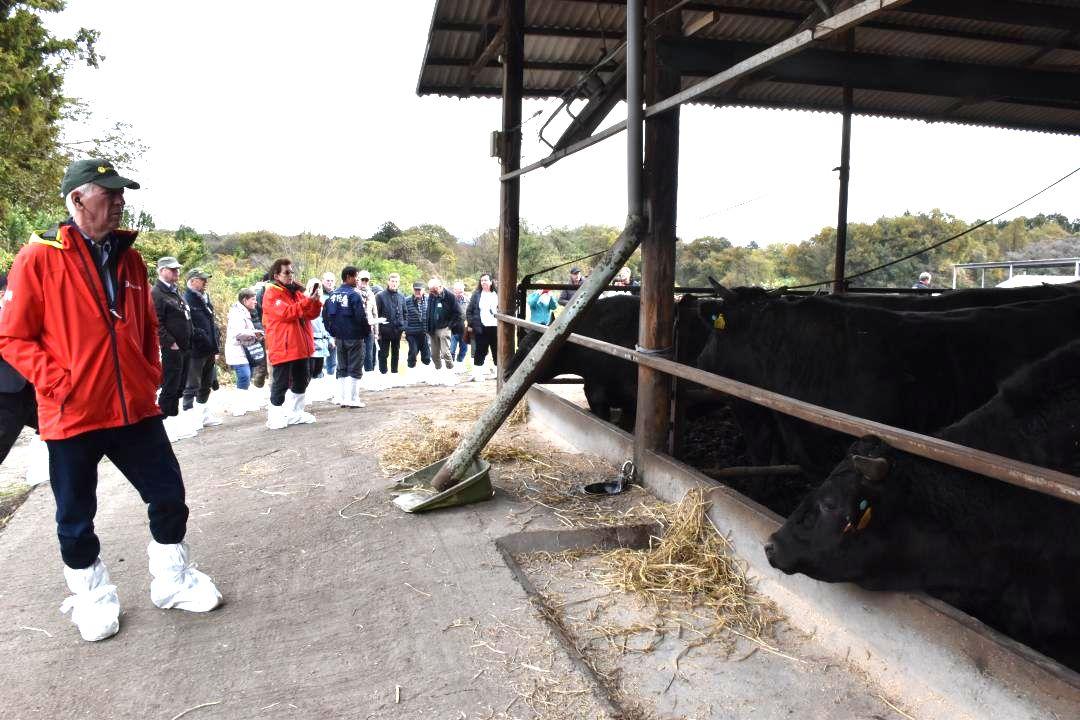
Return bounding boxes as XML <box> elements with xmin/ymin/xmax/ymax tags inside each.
<box><xmin>379</xmin><ymin>416</ymin><xmax>540</xmax><ymax>476</ymax></box>
<box><xmin>593</xmin><ymin>488</ymin><xmax>780</xmax><ymax>641</ymax></box>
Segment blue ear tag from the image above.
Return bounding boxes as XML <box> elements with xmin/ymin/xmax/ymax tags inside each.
<box><xmin>859</xmin><ymin>499</ymin><xmax>869</xmax><ymax>512</ymax></box>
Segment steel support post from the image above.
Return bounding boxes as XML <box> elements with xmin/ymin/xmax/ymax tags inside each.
<box><xmin>496</xmin><ymin>0</ymin><xmax>524</xmax><ymax>386</ymax></box>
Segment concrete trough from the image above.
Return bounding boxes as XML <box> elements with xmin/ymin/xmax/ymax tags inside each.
<box><xmin>525</xmin><ymin>384</ymin><xmax>1080</xmax><ymax>720</ymax></box>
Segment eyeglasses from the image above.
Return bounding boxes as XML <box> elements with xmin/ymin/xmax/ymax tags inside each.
<box><xmin>360</xmin><ymin>278</ymin><xmax>369</xmax><ymax>281</ymax></box>
<box><xmin>280</xmin><ymin>270</ymin><xmax>294</xmax><ymax>276</ymax></box>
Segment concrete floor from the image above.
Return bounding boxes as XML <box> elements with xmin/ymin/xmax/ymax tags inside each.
<box><xmin>0</xmin><ymin>378</ymin><xmax>912</xmax><ymax>719</ymax></box>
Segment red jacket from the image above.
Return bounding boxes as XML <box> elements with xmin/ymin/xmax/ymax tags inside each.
<box><xmin>262</xmin><ymin>282</ymin><xmax>322</xmax><ymax>365</ymax></box>
<box><xmin>0</xmin><ymin>223</ymin><xmax>162</xmax><ymax>440</ymax></box>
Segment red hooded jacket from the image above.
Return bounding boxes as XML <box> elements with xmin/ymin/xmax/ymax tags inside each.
<box><xmin>0</xmin><ymin>223</ymin><xmax>162</xmax><ymax>440</ymax></box>
<box><xmin>262</xmin><ymin>282</ymin><xmax>322</xmax><ymax>365</ymax></box>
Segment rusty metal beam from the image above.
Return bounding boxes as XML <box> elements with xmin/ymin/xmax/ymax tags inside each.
<box><xmin>498</xmin><ymin>313</ymin><xmax>1080</xmax><ymax>506</ymax></box>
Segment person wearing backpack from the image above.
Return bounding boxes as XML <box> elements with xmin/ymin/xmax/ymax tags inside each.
<box><xmin>322</xmin><ymin>266</ymin><xmax>370</xmax><ymax>408</ymax></box>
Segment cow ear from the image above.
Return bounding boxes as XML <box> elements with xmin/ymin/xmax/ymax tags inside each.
<box><xmin>707</xmin><ymin>277</ymin><xmax>735</xmax><ymax>301</ymax></box>
<box><xmin>852</xmin><ymin>455</ymin><xmax>889</xmax><ymax>485</ymax></box>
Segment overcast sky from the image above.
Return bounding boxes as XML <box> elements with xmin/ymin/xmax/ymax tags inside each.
<box><xmin>49</xmin><ymin>1</ymin><xmax>1079</xmax><ymax>246</ymax></box>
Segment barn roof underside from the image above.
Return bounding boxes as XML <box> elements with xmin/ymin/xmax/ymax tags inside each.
<box><xmin>417</xmin><ymin>0</ymin><xmax>1080</xmax><ymax>136</ymax></box>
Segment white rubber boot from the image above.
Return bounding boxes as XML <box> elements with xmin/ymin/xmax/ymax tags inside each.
<box><xmin>25</xmin><ymin>434</ymin><xmax>51</xmax><ymax>485</ymax></box>
<box><xmin>265</xmin><ymin>403</ymin><xmax>289</xmax><ymax>430</ymax></box>
<box><xmin>60</xmin><ymin>558</ymin><xmax>120</xmax><ymax>642</ymax></box>
<box><xmin>162</xmin><ymin>414</ymin><xmax>197</xmax><ymax>443</ymax></box>
<box><xmin>148</xmin><ymin>541</ymin><xmax>222</xmax><ymax>612</ymax></box>
<box><xmin>286</xmin><ymin>390</ymin><xmax>316</xmax><ymax>425</ymax></box>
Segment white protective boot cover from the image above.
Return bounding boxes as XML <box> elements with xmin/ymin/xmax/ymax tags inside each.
<box><xmin>246</xmin><ymin>386</ymin><xmax>267</xmax><ymax>412</ymax></box>
<box><xmin>286</xmin><ymin>390</ymin><xmax>316</xmax><ymax>425</ymax></box>
<box><xmin>347</xmin><ymin>378</ymin><xmax>365</xmax><ymax>408</ymax></box>
<box><xmin>60</xmin><ymin>558</ymin><xmax>120</xmax><ymax>642</ymax></box>
<box><xmin>24</xmin><ymin>434</ymin><xmax>51</xmax><ymax>486</ymax></box>
<box><xmin>265</xmin><ymin>403</ymin><xmax>289</xmax><ymax>430</ymax></box>
<box><xmin>148</xmin><ymin>541</ymin><xmax>222</xmax><ymax>612</ymax></box>
<box><xmin>228</xmin><ymin>388</ymin><xmax>247</xmax><ymax>417</ymax></box>
<box><xmin>162</xmin><ymin>414</ymin><xmax>197</xmax><ymax>443</ymax></box>
<box><xmin>472</xmin><ymin>366</ymin><xmax>486</xmax><ymax>382</ymax></box>
<box><xmin>197</xmin><ymin>400</ymin><xmax>223</xmax><ymax>427</ymax></box>
<box><xmin>183</xmin><ymin>405</ymin><xmax>204</xmax><ymax>432</ymax></box>
<box><xmin>336</xmin><ymin>377</ymin><xmax>351</xmax><ymax>406</ymax></box>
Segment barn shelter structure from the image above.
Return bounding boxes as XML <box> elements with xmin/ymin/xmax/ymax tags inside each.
<box><xmin>416</xmin><ymin>1</ymin><xmax>1080</xmax><ymax>716</ymax></box>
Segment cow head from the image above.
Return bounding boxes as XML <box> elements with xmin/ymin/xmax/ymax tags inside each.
<box><xmin>764</xmin><ymin>436</ymin><xmax>899</xmax><ymax>583</ymax></box>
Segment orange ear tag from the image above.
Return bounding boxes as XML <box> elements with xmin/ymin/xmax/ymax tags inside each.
<box><xmin>856</xmin><ymin>506</ymin><xmax>872</xmax><ymax>531</ymax></box>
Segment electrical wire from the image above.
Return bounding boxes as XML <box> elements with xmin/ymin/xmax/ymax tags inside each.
<box><xmin>786</xmin><ymin>164</ymin><xmax>1080</xmax><ymax>290</ymax></box>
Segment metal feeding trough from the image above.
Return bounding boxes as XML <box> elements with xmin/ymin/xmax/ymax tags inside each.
<box><xmin>581</xmin><ymin>460</ymin><xmax>635</xmax><ymax>496</ymax></box>
<box><xmin>391</xmin><ymin>457</ymin><xmax>494</xmax><ymax>513</ymax></box>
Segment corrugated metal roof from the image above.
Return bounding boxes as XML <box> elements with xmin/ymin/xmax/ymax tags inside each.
<box><xmin>418</xmin><ymin>0</ymin><xmax>1080</xmax><ymax>136</ymax></box>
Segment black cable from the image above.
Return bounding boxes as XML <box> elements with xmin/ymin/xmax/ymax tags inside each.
<box><xmin>520</xmin><ymin>248</ymin><xmax>608</xmax><ymax>285</ymax></box>
<box><xmin>787</xmin><ymin>164</ymin><xmax>1080</xmax><ymax>290</ymax></box>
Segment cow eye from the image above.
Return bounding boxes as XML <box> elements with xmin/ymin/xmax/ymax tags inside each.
<box><xmin>819</xmin><ymin>497</ymin><xmax>839</xmax><ymax>513</ymax></box>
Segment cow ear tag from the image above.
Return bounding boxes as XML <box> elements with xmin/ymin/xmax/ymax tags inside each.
<box><xmin>856</xmin><ymin>504</ymin><xmax>872</xmax><ymax>531</ymax></box>
<box><xmin>712</xmin><ymin>313</ymin><xmax>726</xmax><ymax>330</ymax></box>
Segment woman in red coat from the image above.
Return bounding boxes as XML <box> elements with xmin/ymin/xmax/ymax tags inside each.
<box><xmin>262</xmin><ymin>258</ymin><xmax>323</xmax><ymax>429</ymax></box>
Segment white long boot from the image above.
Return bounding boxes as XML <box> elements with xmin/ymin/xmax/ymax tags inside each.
<box><xmin>60</xmin><ymin>559</ymin><xmax>120</xmax><ymax>642</ymax></box>
<box><xmin>148</xmin><ymin>541</ymin><xmax>222</xmax><ymax>612</ymax></box>
<box><xmin>25</xmin><ymin>434</ymin><xmax>51</xmax><ymax>485</ymax></box>
<box><xmin>228</xmin><ymin>388</ymin><xmax>247</xmax><ymax>417</ymax></box>
<box><xmin>162</xmin><ymin>414</ymin><xmax>197</xmax><ymax>443</ymax></box>
<box><xmin>286</xmin><ymin>390</ymin><xmax>316</xmax><ymax>425</ymax></box>
<box><xmin>265</xmin><ymin>403</ymin><xmax>288</xmax><ymax>430</ymax></box>
<box><xmin>336</xmin><ymin>377</ymin><xmax>351</xmax><ymax>406</ymax></box>
<box><xmin>245</xmin><ymin>386</ymin><xmax>266</xmax><ymax>412</ymax></box>
<box><xmin>197</xmin><ymin>400</ymin><xmax>223</xmax><ymax>427</ymax></box>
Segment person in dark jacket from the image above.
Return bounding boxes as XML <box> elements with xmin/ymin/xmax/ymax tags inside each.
<box><xmin>558</xmin><ymin>267</ymin><xmax>584</xmax><ymax>306</ymax></box>
<box><xmin>0</xmin><ymin>273</ymin><xmax>40</xmax><ymax>469</ymax></box>
<box><xmin>322</xmin><ymin>265</ymin><xmax>370</xmax><ymax>408</ymax></box>
<box><xmin>374</xmin><ymin>272</ymin><xmax>406</xmax><ymax>383</ymax></box>
<box><xmin>449</xmin><ymin>281</ymin><xmax>470</xmax><ymax>368</ymax></box>
<box><xmin>182</xmin><ymin>268</ymin><xmax>222</xmax><ymax>429</ymax></box>
<box><xmin>466</xmin><ymin>273</ymin><xmax>499</xmax><ymax>381</ymax></box>
<box><xmin>425</xmin><ymin>277</ymin><xmax>461</xmax><ymax>384</ymax></box>
<box><xmin>403</xmin><ymin>281</ymin><xmax>431</xmax><ymax>379</ymax></box>
<box><xmin>151</xmin><ymin>257</ymin><xmax>197</xmax><ymax>442</ymax></box>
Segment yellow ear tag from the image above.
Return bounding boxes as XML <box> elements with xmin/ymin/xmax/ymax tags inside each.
<box><xmin>856</xmin><ymin>506</ymin><xmax>872</xmax><ymax>531</ymax></box>
<box><xmin>713</xmin><ymin>313</ymin><xmax>726</xmax><ymax>330</ymax></box>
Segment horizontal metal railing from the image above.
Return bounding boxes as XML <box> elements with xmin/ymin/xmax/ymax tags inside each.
<box><xmin>497</xmin><ymin>312</ymin><xmax>1080</xmax><ymax>505</ymax></box>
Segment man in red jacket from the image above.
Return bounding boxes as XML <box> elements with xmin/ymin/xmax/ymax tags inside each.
<box><xmin>262</xmin><ymin>257</ymin><xmax>323</xmax><ymax>429</ymax></box>
<box><xmin>0</xmin><ymin>159</ymin><xmax>221</xmax><ymax>642</ymax></box>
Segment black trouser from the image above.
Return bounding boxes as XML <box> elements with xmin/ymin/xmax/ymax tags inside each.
<box><xmin>182</xmin><ymin>354</ymin><xmax>215</xmax><ymax>409</ymax></box>
<box><xmin>47</xmin><ymin>417</ymin><xmax>188</xmax><ymax>569</ymax></box>
<box><xmin>405</xmin><ymin>331</ymin><xmax>431</xmax><ymax>368</ymax></box>
<box><xmin>473</xmin><ymin>327</ymin><xmax>498</xmax><ymax>366</ymax></box>
<box><xmin>336</xmin><ymin>338</ymin><xmax>365</xmax><ymax>379</ymax></box>
<box><xmin>309</xmin><ymin>357</ymin><xmax>325</xmax><ymax>379</ymax></box>
<box><xmin>159</xmin><ymin>347</ymin><xmax>189</xmax><ymax>416</ymax></box>
<box><xmin>270</xmin><ymin>358</ymin><xmax>311</xmax><ymax>406</ymax></box>
<box><xmin>378</xmin><ymin>329</ymin><xmax>401</xmax><ymax>374</ymax></box>
<box><xmin>0</xmin><ymin>385</ymin><xmax>38</xmax><ymax>465</ymax></box>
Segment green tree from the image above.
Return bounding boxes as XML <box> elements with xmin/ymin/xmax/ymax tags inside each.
<box><xmin>370</xmin><ymin>221</ymin><xmax>402</xmax><ymax>242</ymax></box>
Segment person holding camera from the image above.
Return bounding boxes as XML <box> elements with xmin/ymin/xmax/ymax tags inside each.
<box><xmin>322</xmin><ymin>266</ymin><xmax>370</xmax><ymax>407</ymax></box>
<box><xmin>262</xmin><ymin>258</ymin><xmax>323</xmax><ymax>429</ymax></box>
<box><xmin>224</xmin><ymin>288</ymin><xmax>265</xmax><ymax>416</ymax></box>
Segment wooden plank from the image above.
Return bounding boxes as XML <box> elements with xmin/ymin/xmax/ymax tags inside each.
<box><xmin>498</xmin><ymin>313</ymin><xmax>1080</xmax><ymax>505</ymax></box>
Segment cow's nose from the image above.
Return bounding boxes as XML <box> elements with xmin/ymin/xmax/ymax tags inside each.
<box><xmin>763</xmin><ymin>540</ymin><xmax>776</xmax><ymax>563</ymax></box>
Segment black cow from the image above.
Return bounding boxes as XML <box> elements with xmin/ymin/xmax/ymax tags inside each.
<box><xmin>785</xmin><ymin>280</ymin><xmax>1080</xmax><ymax>311</ymax></box>
<box><xmin>507</xmin><ymin>295</ymin><xmax>708</xmax><ymax>429</ymax></box>
<box><xmin>696</xmin><ymin>286</ymin><xmax>1080</xmax><ymax>477</ymax></box>
<box><xmin>764</xmin><ymin>339</ymin><xmax>1080</xmax><ymax>670</ymax></box>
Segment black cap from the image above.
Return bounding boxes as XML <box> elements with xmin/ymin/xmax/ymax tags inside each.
<box><xmin>61</xmin><ymin>159</ymin><xmax>140</xmax><ymax>198</ymax></box>
<box><xmin>412</xmin><ymin>281</ymin><xmax>424</xmax><ymax>290</ymax></box>
<box><xmin>570</xmin><ymin>267</ymin><xmax>582</xmax><ymax>274</ymax></box>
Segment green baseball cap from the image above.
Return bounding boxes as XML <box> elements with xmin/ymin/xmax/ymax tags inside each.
<box><xmin>187</xmin><ymin>268</ymin><xmax>212</xmax><ymax>281</ymax></box>
<box><xmin>60</xmin><ymin>159</ymin><xmax>141</xmax><ymax>198</ymax></box>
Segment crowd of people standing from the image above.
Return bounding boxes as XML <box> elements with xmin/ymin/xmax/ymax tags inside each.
<box><xmin>153</xmin><ymin>260</ymin><xmax>505</xmax><ymax>442</ymax></box>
